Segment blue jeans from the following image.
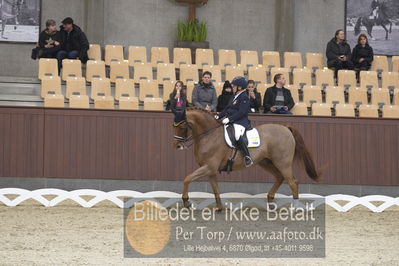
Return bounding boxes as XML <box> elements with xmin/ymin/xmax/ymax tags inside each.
<box><xmin>57</xmin><ymin>50</ymin><xmax>79</xmax><ymax>71</ymax></box>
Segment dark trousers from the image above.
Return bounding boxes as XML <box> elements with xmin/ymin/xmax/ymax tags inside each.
<box><xmin>333</xmin><ymin>60</ymin><xmax>354</xmax><ymax>71</ymax></box>
<box><xmin>56</xmin><ymin>50</ymin><xmax>79</xmax><ymax>71</ymax></box>
<box><xmin>354</xmin><ymin>61</ymin><xmax>371</xmax><ymax>71</ymax></box>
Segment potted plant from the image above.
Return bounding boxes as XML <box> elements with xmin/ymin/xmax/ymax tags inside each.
<box><xmin>175</xmin><ymin>19</ymin><xmax>209</xmax><ymax>63</ymax></box>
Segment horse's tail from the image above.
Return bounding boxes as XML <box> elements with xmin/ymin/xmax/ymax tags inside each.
<box><xmin>288</xmin><ymin>126</ymin><xmax>320</xmax><ymax>182</ymax></box>
<box><xmin>354</xmin><ymin>17</ymin><xmax>362</xmax><ymax>36</ymax></box>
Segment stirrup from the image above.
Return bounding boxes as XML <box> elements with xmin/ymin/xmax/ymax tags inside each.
<box><xmin>244</xmin><ymin>156</ymin><xmax>253</xmax><ymax>167</ymax></box>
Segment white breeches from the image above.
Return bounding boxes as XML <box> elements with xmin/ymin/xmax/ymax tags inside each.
<box><xmin>233</xmin><ymin>124</ymin><xmax>245</xmax><ymax>141</ymax></box>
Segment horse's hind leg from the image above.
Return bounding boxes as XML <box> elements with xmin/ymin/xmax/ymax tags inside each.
<box><xmin>273</xmin><ymin>159</ymin><xmax>299</xmax><ymax>207</ymax></box>
<box><xmin>208</xmin><ymin>175</ymin><xmax>222</xmax><ymax>211</ymax></box>
<box><xmin>182</xmin><ymin>165</ymin><xmax>213</xmax><ymax>208</ymax></box>
<box><xmin>258</xmin><ymin>159</ymin><xmax>284</xmax><ymax>205</ymax></box>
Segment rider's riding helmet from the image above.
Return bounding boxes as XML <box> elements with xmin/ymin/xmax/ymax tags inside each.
<box><xmin>231</xmin><ymin>76</ymin><xmax>248</xmax><ymax>89</ymax></box>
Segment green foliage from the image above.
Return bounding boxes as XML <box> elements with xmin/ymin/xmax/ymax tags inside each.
<box><xmin>176</xmin><ymin>20</ymin><xmax>208</xmax><ymax>42</ymax></box>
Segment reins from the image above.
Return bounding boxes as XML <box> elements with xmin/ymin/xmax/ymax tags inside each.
<box><xmin>174</xmin><ymin>120</ymin><xmax>223</xmax><ymax>148</ymax></box>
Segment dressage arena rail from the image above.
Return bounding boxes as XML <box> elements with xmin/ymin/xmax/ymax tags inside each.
<box><xmin>0</xmin><ymin>188</ymin><xmax>398</xmax><ymax>213</ymax></box>
<box><xmin>0</xmin><ymin>106</ymin><xmax>398</xmax><ymax>186</ymax></box>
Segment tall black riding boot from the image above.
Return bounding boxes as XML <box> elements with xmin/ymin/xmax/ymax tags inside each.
<box><xmin>237</xmin><ymin>136</ymin><xmax>253</xmax><ymax>167</ymax></box>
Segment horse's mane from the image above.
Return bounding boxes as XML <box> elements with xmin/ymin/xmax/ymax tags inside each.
<box><xmin>186</xmin><ymin>107</ymin><xmax>217</xmax><ymax>121</ymax></box>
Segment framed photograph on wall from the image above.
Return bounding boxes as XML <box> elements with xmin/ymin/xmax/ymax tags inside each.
<box><xmin>0</xmin><ymin>0</ymin><xmax>41</xmax><ymax>43</ymax></box>
<box><xmin>345</xmin><ymin>0</ymin><xmax>399</xmax><ymax>56</ymax></box>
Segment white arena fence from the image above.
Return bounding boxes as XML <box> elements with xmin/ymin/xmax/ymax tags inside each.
<box><xmin>0</xmin><ymin>188</ymin><xmax>398</xmax><ymax>213</ymax></box>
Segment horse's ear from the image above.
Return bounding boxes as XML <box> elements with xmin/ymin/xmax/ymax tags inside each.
<box><xmin>173</xmin><ymin>109</ymin><xmax>186</xmax><ymax>123</ymax></box>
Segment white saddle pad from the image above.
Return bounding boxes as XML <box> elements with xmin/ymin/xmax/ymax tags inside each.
<box><xmin>224</xmin><ymin>126</ymin><xmax>261</xmax><ymax>148</ymax></box>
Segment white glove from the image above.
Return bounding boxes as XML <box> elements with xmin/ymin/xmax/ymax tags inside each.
<box><xmin>214</xmin><ymin>115</ymin><xmax>219</xmax><ymax>120</ymax></box>
<box><xmin>222</xmin><ymin>118</ymin><xmax>230</xmax><ymax>125</ymax></box>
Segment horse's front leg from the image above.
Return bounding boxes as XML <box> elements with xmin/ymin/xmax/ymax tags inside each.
<box><xmin>182</xmin><ymin>165</ymin><xmax>213</xmax><ymax>208</ymax></box>
<box><xmin>208</xmin><ymin>175</ymin><xmax>223</xmax><ymax>212</ymax></box>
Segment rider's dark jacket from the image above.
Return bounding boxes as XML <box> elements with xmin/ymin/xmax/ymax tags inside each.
<box><xmin>219</xmin><ymin>90</ymin><xmax>251</xmax><ymax>129</ymax></box>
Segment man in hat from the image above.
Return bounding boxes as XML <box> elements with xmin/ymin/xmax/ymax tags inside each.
<box><xmin>56</xmin><ymin>17</ymin><xmax>89</xmax><ymax>71</ymax></box>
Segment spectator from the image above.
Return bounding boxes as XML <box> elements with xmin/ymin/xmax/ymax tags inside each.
<box><xmin>56</xmin><ymin>17</ymin><xmax>89</xmax><ymax>70</ymax></box>
<box><xmin>247</xmin><ymin>80</ymin><xmax>262</xmax><ymax>113</ymax></box>
<box><xmin>352</xmin><ymin>34</ymin><xmax>374</xmax><ymax>71</ymax></box>
<box><xmin>192</xmin><ymin>71</ymin><xmax>217</xmax><ymax>112</ymax></box>
<box><xmin>32</xmin><ymin>19</ymin><xmax>62</xmax><ymax>60</ymax></box>
<box><xmin>217</xmin><ymin>80</ymin><xmax>233</xmax><ymax>112</ymax></box>
<box><xmin>263</xmin><ymin>74</ymin><xmax>294</xmax><ymax>114</ymax></box>
<box><xmin>167</xmin><ymin>81</ymin><xmax>188</xmax><ymax>112</ymax></box>
<box><xmin>326</xmin><ymin>29</ymin><xmax>354</xmax><ymax>73</ymax></box>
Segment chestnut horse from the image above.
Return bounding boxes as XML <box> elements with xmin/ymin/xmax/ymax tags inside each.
<box><xmin>173</xmin><ymin>107</ymin><xmax>320</xmax><ymax>211</ymax></box>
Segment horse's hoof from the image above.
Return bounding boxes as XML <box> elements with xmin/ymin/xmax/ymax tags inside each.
<box><xmin>267</xmin><ymin>202</ymin><xmax>277</xmax><ymax>211</ymax></box>
<box><xmin>371</xmin><ymin>38</ymin><xmax>376</xmax><ymax>41</ymax></box>
<box><xmin>213</xmin><ymin>207</ymin><xmax>223</xmax><ymax>213</ymax></box>
<box><xmin>183</xmin><ymin>200</ymin><xmax>191</xmax><ymax>209</ymax></box>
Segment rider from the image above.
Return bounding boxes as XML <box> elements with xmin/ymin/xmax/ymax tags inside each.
<box><xmin>370</xmin><ymin>0</ymin><xmax>380</xmax><ymax>20</ymax></box>
<box><xmin>216</xmin><ymin>77</ymin><xmax>253</xmax><ymax>167</ymax></box>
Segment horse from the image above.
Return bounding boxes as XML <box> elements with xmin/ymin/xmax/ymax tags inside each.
<box><xmin>354</xmin><ymin>2</ymin><xmax>392</xmax><ymax>40</ymax></box>
<box><xmin>0</xmin><ymin>0</ymin><xmax>24</xmax><ymax>39</ymax></box>
<box><xmin>173</xmin><ymin>107</ymin><xmax>321</xmax><ymax>211</ymax></box>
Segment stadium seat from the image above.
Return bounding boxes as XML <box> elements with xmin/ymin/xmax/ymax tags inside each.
<box><xmin>325</xmin><ymin>86</ymin><xmax>345</xmax><ymax>105</ymax></box>
<box><xmin>348</xmin><ymin>87</ymin><xmax>368</xmax><ymax>105</ymax></box>
<box><xmin>196</xmin><ymin>48</ymin><xmax>214</xmax><ymax>68</ymax></box>
<box><xmin>62</xmin><ymin>59</ymin><xmax>82</xmax><ymax>81</ymax></box>
<box><xmin>186</xmin><ymin>81</ymin><xmax>197</xmax><ymax>103</ymax></box>
<box><xmin>284</xmin><ymin>52</ymin><xmax>302</xmax><ymax>71</ymax></box>
<box><xmin>225</xmin><ymin>65</ymin><xmax>244</xmax><ymax>82</ymax></box>
<box><xmin>248</xmin><ymin>66</ymin><xmax>267</xmax><ymax>84</ymax></box>
<box><xmin>218</xmin><ymin>49</ymin><xmax>237</xmax><ymax>68</ymax></box>
<box><xmin>119</xmin><ymin>96</ymin><xmax>139</xmax><ymax>110</ymax></box>
<box><xmin>44</xmin><ymin>94</ymin><xmax>65</xmax><ymax>108</ymax></box>
<box><xmin>359</xmin><ymin>104</ymin><xmax>379</xmax><ymax>118</ymax></box>
<box><xmin>302</xmin><ymin>85</ymin><xmax>322</xmax><ymax>106</ymax></box>
<box><xmin>394</xmin><ymin>89</ymin><xmax>399</xmax><ymax>105</ymax></box>
<box><xmin>115</xmin><ymin>79</ymin><xmax>135</xmax><ymax>100</ymax></box>
<box><xmin>66</xmin><ymin>77</ymin><xmax>86</xmax><ymax>99</ymax></box>
<box><xmin>382</xmin><ymin>105</ymin><xmax>399</xmax><ymax>118</ymax></box>
<box><xmin>91</xmin><ymin>78</ymin><xmax>111</xmax><ymax>99</ymax></box>
<box><xmin>86</xmin><ymin>60</ymin><xmax>106</xmax><ymax>82</ymax></box>
<box><xmin>203</xmin><ymin>65</ymin><xmax>222</xmax><ymax>83</ymax></box>
<box><xmin>134</xmin><ymin>63</ymin><xmax>153</xmax><ymax>82</ymax></box>
<box><xmin>371</xmin><ymin>88</ymin><xmax>390</xmax><ymax>105</ymax></box>
<box><xmin>87</xmin><ymin>44</ymin><xmax>102</xmax><ymax>61</ymax></box>
<box><xmin>270</xmin><ymin>67</ymin><xmax>290</xmax><ymax>83</ymax></box>
<box><xmin>381</xmin><ymin>72</ymin><xmax>399</xmax><ymax>90</ymax></box>
<box><xmin>256</xmin><ymin>83</ymin><xmax>270</xmax><ymax>98</ymax></box>
<box><xmin>128</xmin><ymin>46</ymin><xmax>147</xmax><ymax>66</ymax></box>
<box><xmin>337</xmin><ymin>70</ymin><xmax>357</xmax><ymax>89</ymax></box>
<box><xmin>139</xmin><ymin>79</ymin><xmax>159</xmax><ymax>101</ymax></box>
<box><xmin>41</xmin><ymin>76</ymin><xmax>61</xmax><ymax>98</ymax></box>
<box><xmin>94</xmin><ymin>95</ymin><xmax>115</xmax><ymax>109</ymax></box>
<box><xmin>38</xmin><ymin>58</ymin><xmax>58</xmax><ymax>80</ymax></box>
<box><xmin>157</xmin><ymin>63</ymin><xmax>176</xmax><ymax>84</ymax></box>
<box><xmin>151</xmin><ymin>47</ymin><xmax>170</xmax><ymax>66</ymax></box>
<box><xmin>292</xmin><ymin>68</ymin><xmax>312</xmax><ymax>87</ymax></box>
<box><xmin>173</xmin><ymin>48</ymin><xmax>192</xmax><ymax>67</ymax></box>
<box><xmin>240</xmin><ymin>50</ymin><xmax>259</xmax><ymax>69</ymax></box>
<box><xmin>69</xmin><ymin>95</ymin><xmax>89</xmax><ymax>108</ymax></box>
<box><xmin>262</xmin><ymin>51</ymin><xmax>280</xmax><ymax>69</ymax></box>
<box><xmin>306</xmin><ymin>53</ymin><xmax>324</xmax><ymax>71</ymax></box>
<box><xmin>214</xmin><ymin>82</ymin><xmax>224</xmax><ymax>96</ymax></box>
<box><xmin>105</xmin><ymin>45</ymin><xmax>124</xmax><ymax>65</ymax></box>
<box><xmin>144</xmin><ymin>97</ymin><xmax>164</xmax><ymax>110</ymax></box>
<box><xmin>392</xmin><ymin>56</ymin><xmax>399</xmax><ymax>72</ymax></box>
<box><xmin>370</xmin><ymin>55</ymin><xmax>388</xmax><ymax>73</ymax></box>
<box><xmin>312</xmin><ymin>103</ymin><xmax>332</xmax><ymax>116</ymax></box>
<box><xmin>162</xmin><ymin>80</ymin><xmax>175</xmax><ymax>102</ymax></box>
<box><xmin>360</xmin><ymin>71</ymin><xmax>378</xmax><ymax>90</ymax></box>
<box><xmin>315</xmin><ymin>68</ymin><xmax>334</xmax><ymax>88</ymax></box>
<box><xmin>110</xmin><ymin>61</ymin><xmax>130</xmax><ymax>82</ymax></box>
<box><xmin>335</xmin><ymin>104</ymin><xmax>355</xmax><ymax>117</ymax></box>
<box><xmin>291</xmin><ymin>103</ymin><xmax>308</xmax><ymax>115</ymax></box>
<box><xmin>286</xmin><ymin>85</ymin><xmax>300</xmax><ymax>104</ymax></box>
<box><xmin>180</xmin><ymin>64</ymin><xmax>199</xmax><ymax>83</ymax></box>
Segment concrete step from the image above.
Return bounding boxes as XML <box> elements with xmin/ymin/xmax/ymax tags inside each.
<box><xmin>0</xmin><ymin>83</ymin><xmax>41</xmax><ymax>96</ymax></box>
<box><xmin>0</xmin><ymin>94</ymin><xmax>42</xmax><ymax>102</ymax></box>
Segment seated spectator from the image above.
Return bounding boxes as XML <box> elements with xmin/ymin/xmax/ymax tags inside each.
<box><xmin>351</xmin><ymin>34</ymin><xmax>374</xmax><ymax>71</ymax></box>
<box><xmin>326</xmin><ymin>29</ymin><xmax>354</xmax><ymax>73</ymax></box>
<box><xmin>192</xmin><ymin>71</ymin><xmax>217</xmax><ymax>112</ymax></box>
<box><xmin>31</xmin><ymin>19</ymin><xmax>61</xmax><ymax>60</ymax></box>
<box><xmin>217</xmin><ymin>80</ymin><xmax>233</xmax><ymax>112</ymax></box>
<box><xmin>56</xmin><ymin>17</ymin><xmax>89</xmax><ymax>70</ymax></box>
<box><xmin>263</xmin><ymin>74</ymin><xmax>294</xmax><ymax>114</ymax></box>
<box><xmin>167</xmin><ymin>81</ymin><xmax>188</xmax><ymax>112</ymax></box>
<box><xmin>247</xmin><ymin>80</ymin><xmax>262</xmax><ymax>113</ymax></box>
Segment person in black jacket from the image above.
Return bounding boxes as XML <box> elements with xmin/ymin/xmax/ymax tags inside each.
<box><xmin>351</xmin><ymin>34</ymin><xmax>374</xmax><ymax>71</ymax></box>
<box><xmin>56</xmin><ymin>17</ymin><xmax>89</xmax><ymax>70</ymax></box>
<box><xmin>247</xmin><ymin>80</ymin><xmax>262</xmax><ymax>113</ymax></box>
<box><xmin>217</xmin><ymin>80</ymin><xmax>233</xmax><ymax>112</ymax></box>
<box><xmin>263</xmin><ymin>74</ymin><xmax>295</xmax><ymax>114</ymax></box>
<box><xmin>168</xmin><ymin>81</ymin><xmax>188</xmax><ymax>113</ymax></box>
<box><xmin>32</xmin><ymin>19</ymin><xmax>62</xmax><ymax>60</ymax></box>
<box><xmin>326</xmin><ymin>29</ymin><xmax>354</xmax><ymax>72</ymax></box>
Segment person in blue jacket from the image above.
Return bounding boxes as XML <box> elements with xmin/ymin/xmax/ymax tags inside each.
<box><xmin>216</xmin><ymin>76</ymin><xmax>253</xmax><ymax>167</ymax></box>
